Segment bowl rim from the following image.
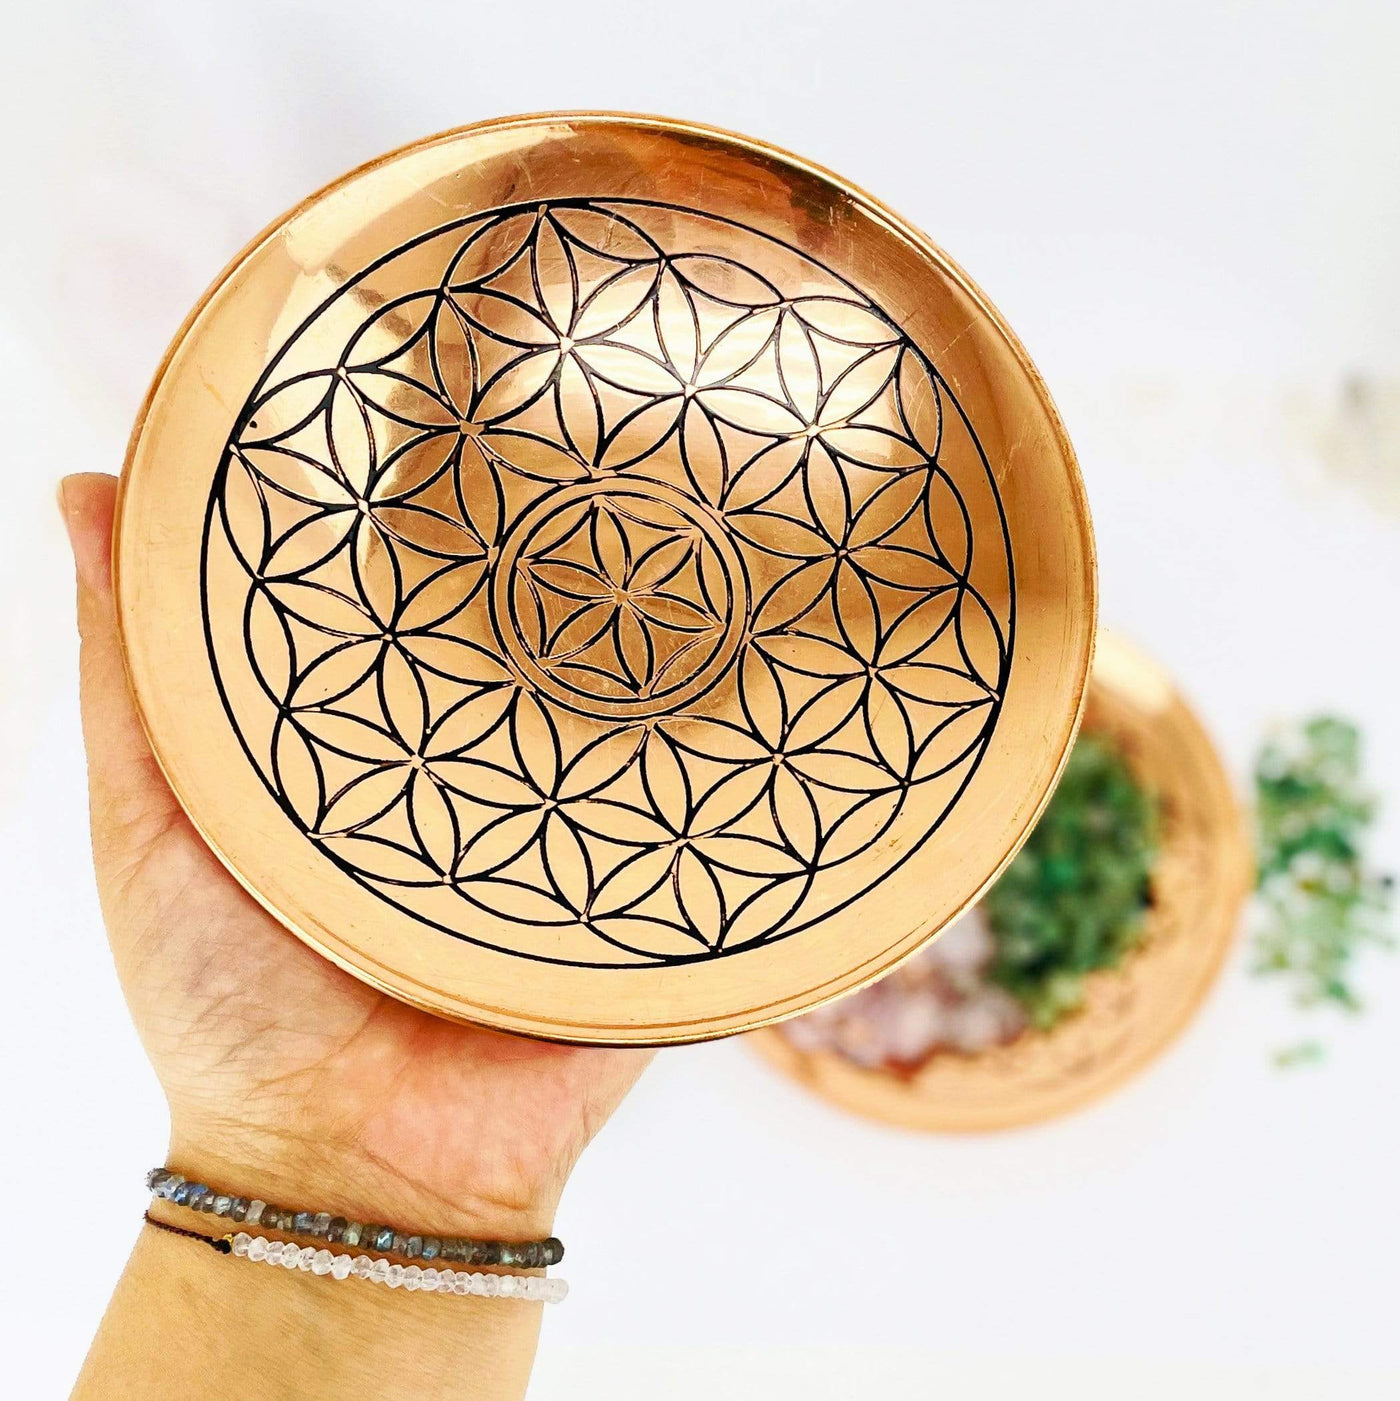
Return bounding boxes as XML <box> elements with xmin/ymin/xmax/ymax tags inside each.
<box><xmin>114</xmin><ymin>112</ymin><xmax>1097</xmax><ymax>1044</ymax></box>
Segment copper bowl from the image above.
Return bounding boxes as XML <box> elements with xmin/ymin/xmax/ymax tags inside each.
<box><xmin>116</xmin><ymin>113</ymin><xmax>1096</xmax><ymax>1044</ymax></box>
<box><xmin>749</xmin><ymin>632</ymin><xmax>1253</xmax><ymax>1126</ymax></box>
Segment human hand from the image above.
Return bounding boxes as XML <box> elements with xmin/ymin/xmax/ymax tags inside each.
<box><xmin>61</xmin><ymin>471</ymin><xmax>651</xmax><ymax>1238</ymax></box>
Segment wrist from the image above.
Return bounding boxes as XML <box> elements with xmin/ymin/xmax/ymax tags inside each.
<box><xmin>78</xmin><ymin>1210</ymin><xmax>547</xmax><ymax>1401</ymax></box>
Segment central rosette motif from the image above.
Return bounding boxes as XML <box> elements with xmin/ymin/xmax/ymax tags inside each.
<box><xmin>205</xmin><ymin>199</ymin><xmax>1013</xmax><ymax>966</ymax></box>
<box><xmin>493</xmin><ymin>480</ymin><xmax>748</xmax><ymax>717</ymax></box>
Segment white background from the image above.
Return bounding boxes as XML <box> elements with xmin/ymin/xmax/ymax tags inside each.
<box><xmin>2</xmin><ymin>2</ymin><xmax>1398</xmax><ymax>1396</ymax></box>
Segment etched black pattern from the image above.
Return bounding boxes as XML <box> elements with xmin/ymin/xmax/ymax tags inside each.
<box><xmin>202</xmin><ymin>199</ymin><xmax>1014</xmax><ymax>967</ymax></box>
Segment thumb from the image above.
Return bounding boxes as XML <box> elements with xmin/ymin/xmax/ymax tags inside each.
<box><xmin>59</xmin><ymin>472</ymin><xmax>185</xmax><ymax>873</ymax></box>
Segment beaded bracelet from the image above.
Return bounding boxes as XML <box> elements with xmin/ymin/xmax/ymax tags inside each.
<box><xmin>147</xmin><ymin>1168</ymin><xmax>562</xmax><ymax>1268</ymax></box>
<box><xmin>144</xmin><ymin>1216</ymin><xmax>568</xmax><ymax>1302</ymax></box>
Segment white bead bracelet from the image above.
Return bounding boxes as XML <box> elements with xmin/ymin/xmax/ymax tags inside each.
<box><xmin>144</xmin><ymin>1214</ymin><xmax>567</xmax><ymax>1303</ymax></box>
<box><xmin>231</xmin><ymin>1233</ymin><xmax>569</xmax><ymax>1302</ymax></box>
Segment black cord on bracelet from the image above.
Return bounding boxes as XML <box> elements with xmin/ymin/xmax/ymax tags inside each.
<box><xmin>145</xmin><ymin>1211</ymin><xmax>234</xmax><ymax>1253</ymax></box>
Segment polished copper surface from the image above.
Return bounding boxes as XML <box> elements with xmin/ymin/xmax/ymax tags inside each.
<box><xmin>749</xmin><ymin>631</ymin><xmax>1253</xmax><ymax>1126</ymax></box>
<box><xmin>116</xmin><ymin>114</ymin><xmax>1096</xmax><ymax>1044</ymax></box>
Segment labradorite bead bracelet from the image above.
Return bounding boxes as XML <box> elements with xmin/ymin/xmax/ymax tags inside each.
<box><xmin>147</xmin><ymin>1168</ymin><xmax>564</xmax><ymax>1270</ymax></box>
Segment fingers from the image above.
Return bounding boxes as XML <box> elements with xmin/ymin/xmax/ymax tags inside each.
<box><xmin>59</xmin><ymin>473</ymin><xmax>185</xmax><ymax>870</ymax></box>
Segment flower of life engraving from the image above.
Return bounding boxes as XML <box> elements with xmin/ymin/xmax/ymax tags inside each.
<box><xmin>203</xmin><ymin>199</ymin><xmax>1014</xmax><ymax>968</ymax></box>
